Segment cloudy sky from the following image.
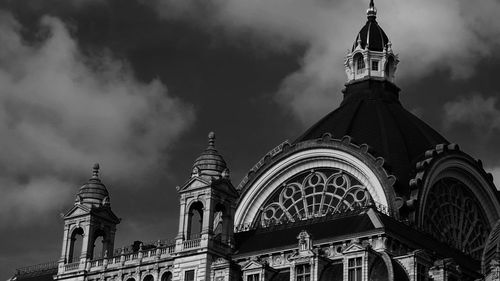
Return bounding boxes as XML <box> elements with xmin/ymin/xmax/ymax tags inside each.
<box><xmin>1</xmin><ymin>0</ymin><xmax>500</xmax><ymax>278</ymax></box>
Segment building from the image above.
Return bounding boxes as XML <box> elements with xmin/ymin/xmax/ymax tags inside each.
<box><xmin>10</xmin><ymin>1</ymin><xmax>500</xmax><ymax>281</ymax></box>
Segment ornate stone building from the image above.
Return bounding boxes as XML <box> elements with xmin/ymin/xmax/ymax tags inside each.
<box><xmin>10</xmin><ymin>1</ymin><xmax>500</xmax><ymax>281</ymax></box>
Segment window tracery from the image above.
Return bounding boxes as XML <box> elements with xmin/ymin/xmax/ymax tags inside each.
<box><xmin>423</xmin><ymin>177</ymin><xmax>490</xmax><ymax>260</ymax></box>
<box><xmin>259</xmin><ymin>169</ymin><xmax>371</xmax><ymax>226</ymax></box>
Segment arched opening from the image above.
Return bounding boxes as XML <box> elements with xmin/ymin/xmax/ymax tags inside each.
<box><xmin>213</xmin><ymin>203</ymin><xmax>226</xmax><ymax>239</ymax></box>
<box><xmin>187</xmin><ymin>201</ymin><xmax>204</xmax><ymax>240</ymax></box>
<box><xmin>143</xmin><ymin>275</ymin><xmax>154</xmax><ymax>281</ymax></box>
<box><xmin>369</xmin><ymin>257</ymin><xmax>389</xmax><ymax>281</ymax></box>
<box><xmin>384</xmin><ymin>56</ymin><xmax>395</xmax><ymax>79</ymax></box>
<box><xmin>91</xmin><ymin>229</ymin><xmax>106</xmax><ymax>260</ymax></box>
<box><xmin>161</xmin><ymin>272</ymin><xmax>172</xmax><ymax>281</ymax></box>
<box><xmin>354</xmin><ymin>53</ymin><xmax>365</xmax><ymax>75</ymax></box>
<box><xmin>68</xmin><ymin>227</ymin><xmax>84</xmax><ymax>263</ymax></box>
<box><xmin>126</xmin><ymin>278</ymin><xmax>136</xmax><ymax>281</ymax></box>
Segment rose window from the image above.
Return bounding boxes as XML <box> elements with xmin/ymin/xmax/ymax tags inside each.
<box><xmin>259</xmin><ymin>168</ymin><xmax>372</xmax><ymax>227</ymax></box>
<box><xmin>423</xmin><ymin>177</ymin><xmax>490</xmax><ymax>260</ymax></box>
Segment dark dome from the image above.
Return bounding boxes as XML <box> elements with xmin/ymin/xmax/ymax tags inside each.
<box><xmin>76</xmin><ymin>163</ymin><xmax>110</xmax><ymax>206</ymax></box>
<box><xmin>295</xmin><ymin>80</ymin><xmax>448</xmax><ymax>198</ymax></box>
<box><xmin>351</xmin><ymin>12</ymin><xmax>389</xmax><ymax>52</ymax></box>
<box><xmin>192</xmin><ymin>132</ymin><xmax>228</xmax><ymax>178</ymax></box>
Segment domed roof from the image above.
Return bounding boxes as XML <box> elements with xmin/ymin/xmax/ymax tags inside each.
<box><xmin>192</xmin><ymin>132</ymin><xmax>228</xmax><ymax>178</ymax></box>
<box><xmin>76</xmin><ymin>163</ymin><xmax>110</xmax><ymax>207</ymax></box>
<box><xmin>351</xmin><ymin>1</ymin><xmax>389</xmax><ymax>52</ymax></box>
<box><xmin>295</xmin><ymin>80</ymin><xmax>449</xmax><ymax>198</ymax></box>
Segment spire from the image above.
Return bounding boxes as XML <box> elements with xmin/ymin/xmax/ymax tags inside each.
<box><xmin>208</xmin><ymin>131</ymin><xmax>215</xmax><ymax>149</ymax></box>
<box><xmin>92</xmin><ymin>163</ymin><xmax>100</xmax><ymax>179</ymax></box>
<box><xmin>367</xmin><ymin>0</ymin><xmax>377</xmax><ymax>20</ymax></box>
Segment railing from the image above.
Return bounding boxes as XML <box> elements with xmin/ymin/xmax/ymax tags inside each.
<box><xmin>183</xmin><ymin>238</ymin><xmax>201</xmax><ymax>249</ymax></box>
<box><xmin>16</xmin><ymin>260</ymin><xmax>58</xmax><ymax>275</ymax></box>
<box><xmin>64</xmin><ymin>262</ymin><xmax>79</xmax><ymax>271</ymax></box>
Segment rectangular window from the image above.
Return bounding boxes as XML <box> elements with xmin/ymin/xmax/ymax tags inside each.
<box><xmin>371</xmin><ymin>60</ymin><xmax>379</xmax><ymax>71</ymax></box>
<box><xmin>185</xmin><ymin>270</ymin><xmax>195</xmax><ymax>281</ymax></box>
<box><xmin>246</xmin><ymin>273</ymin><xmax>260</xmax><ymax>281</ymax></box>
<box><xmin>347</xmin><ymin>257</ymin><xmax>362</xmax><ymax>281</ymax></box>
<box><xmin>295</xmin><ymin>264</ymin><xmax>311</xmax><ymax>281</ymax></box>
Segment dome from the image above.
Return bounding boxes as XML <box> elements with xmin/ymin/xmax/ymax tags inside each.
<box><xmin>351</xmin><ymin>1</ymin><xmax>389</xmax><ymax>52</ymax></box>
<box><xmin>75</xmin><ymin>163</ymin><xmax>110</xmax><ymax>207</ymax></box>
<box><xmin>192</xmin><ymin>132</ymin><xmax>228</xmax><ymax>178</ymax></box>
<box><xmin>295</xmin><ymin>80</ymin><xmax>449</xmax><ymax>198</ymax></box>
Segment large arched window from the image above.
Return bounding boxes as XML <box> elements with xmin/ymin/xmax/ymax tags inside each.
<box><xmin>259</xmin><ymin>168</ymin><xmax>371</xmax><ymax>227</ymax></box>
<box><xmin>187</xmin><ymin>201</ymin><xmax>204</xmax><ymax>239</ymax></box>
<box><xmin>161</xmin><ymin>272</ymin><xmax>172</xmax><ymax>281</ymax></box>
<box><xmin>68</xmin><ymin>227</ymin><xmax>84</xmax><ymax>263</ymax></box>
<box><xmin>422</xmin><ymin>177</ymin><xmax>490</xmax><ymax>260</ymax></box>
<box><xmin>354</xmin><ymin>53</ymin><xmax>365</xmax><ymax>74</ymax></box>
<box><xmin>143</xmin><ymin>275</ymin><xmax>154</xmax><ymax>281</ymax></box>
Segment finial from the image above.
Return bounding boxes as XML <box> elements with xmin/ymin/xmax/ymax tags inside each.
<box><xmin>367</xmin><ymin>0</ymin><xmax>377</xmax><ymax>19</ymax></box>
<box><xmin>208</xmin><ymin>131</ymin><xmax>215</xmax><ymax>148</ymax></box>
<box><xmin>92</xmin><ymin>163</ymin><xmax>100</xmax><ymax>178</ymax></box>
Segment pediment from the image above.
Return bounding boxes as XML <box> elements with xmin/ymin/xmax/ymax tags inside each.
<box><xmin>242</xmin><ymin>260</ymin><xmax>264</xmax><ymax>271</ymax></box>
<box><xmin>91</xmin><ymin>207</ymin><xmax>120</xmax><ymax>224</ymax></box>
<box><xmin>179</xmin><ymin>176</ymin><xmax>211</xmax><ymax>192</ymax></box>
<box><xmin>343</xmin><ymin>243</ymin><xmax>365</xmax><ymax>254</ymax></box>
<box><xmin>64</xmin><ymin>204</ymin><xmax>91</xmax><ymax>218</ymax></box>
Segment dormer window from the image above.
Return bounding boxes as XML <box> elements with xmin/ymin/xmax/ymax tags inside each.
<box><xmin>371</xmin><ymin>60</ymin><xmax>379</xmax><ymax>71</ymax></box>
<box><xmin>354</xmin><ymin>53</ymin><xmax>365</xmax><ymax>74</ymax></box>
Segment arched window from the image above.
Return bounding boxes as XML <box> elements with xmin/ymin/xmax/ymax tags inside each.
<box><xmin>92</xmin><ymin>229</ymin><xmax>106</xmax><ymax>260</ymax></box>
<box><xmin>187</xmin><ymin>201</ymin><xmax>204</xmax><ymax>240</ymax></box>
<box><xmin>161</xmin><ymin>272</ymin><xmax>172</xmax><ymax>281</ymax></box>
<box><xmin>126</xmin><ymin>278</ymin><xmax>136</xmax><ymax>281</ymax></box>
<box><xmin>68</xmin><ymin>227</ymin><xmax>84</xmax><ymax>263</ymax></box>
<box><xmin>354</xmin><ymin>53</ymin><xmax>365</xmax><ymax>74</ymax></box>
<box><xmin>213</xmin><ymin>203</ymin><xmax>226</xmax><ymax>238</ymax></box>
<box><xmin>143</xmin><ymin>275</ymin><xmax>154</xmax><ymax>281</ymax></box>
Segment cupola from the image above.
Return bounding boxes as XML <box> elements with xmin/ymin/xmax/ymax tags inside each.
<box><xmin>344</xmin><ymin>0</ymin><xmax>399</xmax><ymax>83</ymax></box>
<box><xmin>191</xmin><ymin>132</ymin><xmax>229</xmax><ymax>179</ymax></box>
<box><xmin>75</xmin><ymin>163</ymin><xmax>110</xmax><ymax>207</ymax></box>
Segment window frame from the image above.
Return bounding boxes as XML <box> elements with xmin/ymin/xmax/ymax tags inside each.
<box><xmin>347</xmin><ymin>257</ymin><xmax>362</xmax><ymax>281</ymax></box>
<box><xmin>295</xmin><ymin>263</ymin><xmax>311</xmax><ymax>281</ymax></box>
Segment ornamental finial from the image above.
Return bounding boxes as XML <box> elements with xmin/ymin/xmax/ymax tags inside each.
<box><xmin>208</xmin><ymin>131</ymin><xmax>215</xmax><ymax>148</ymax></box>
<box><xmin>92</xmin><ymin>163</ymin><xmax>100</xmax><ymax>178</ymax></box>
<box><xmin>367</xmin><ymin>0</ymin><xmax>377</xmax><ymax>19</ymax></box>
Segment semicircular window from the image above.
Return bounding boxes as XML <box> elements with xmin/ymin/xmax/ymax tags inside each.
<box><xmin>423</xmin><ymin>177</ymin><xmax>490</xmax><ymax>260</ymax></box>
<box><xmin>258</xmin><ymin>168</ymin><xmax>372</xmax><ymax>227</ymax></box>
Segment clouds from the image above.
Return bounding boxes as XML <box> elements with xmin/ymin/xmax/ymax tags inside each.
<box><xmin>151</xmin><ymin>0</ymin><xmax>500</xmax><ymax>124</ymax></box>
<box><xmin>0</xmin><ymin>12</ymin><xmax>194</xmax><ymax>225</ymax></box>
<box><xmin>444</xmin><ymin>94</ymin><xmax>500</xmax><ymax>135</ymax></box>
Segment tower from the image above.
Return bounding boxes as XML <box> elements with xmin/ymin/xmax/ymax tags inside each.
<box><xmin>57</xmin><ymin>164</ymin><xmax>120</xmax><ymax>274</ymax></box>
<box><xmin>174</xmin><ymin>132</ymin><xmax>239</xmax><ymax>281</ymax></box>
<box><xmin>344</xmin><ymin>0</ymin><xmax>399</xmax><ymax>84</ymax></box>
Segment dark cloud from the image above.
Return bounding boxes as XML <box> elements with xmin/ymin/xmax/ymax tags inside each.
<box><xmin>0</xmin><ymin>12</ymin><xmax>193</xmax><ymax>226</ymax></box>
<box><xmin>151</xmin><ymin>0</ymin><xmax>500</xmax><ymax>123</ymax></box>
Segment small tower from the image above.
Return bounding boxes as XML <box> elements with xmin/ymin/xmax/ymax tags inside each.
<box><xmin>174</xmin><ymin>132</ymin><xmax>239</xmax><ymax>281</ymax></box>
<box><xmin>344</xmin><ymin>0</ymin><xmax>399</xmax><ymax>83</ymax></box>
<box><xmin>57</xmin><ymin>164</ymin><xmax>120</xmax><ymax>274</ymax></box>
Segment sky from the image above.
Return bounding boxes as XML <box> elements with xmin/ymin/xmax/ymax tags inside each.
<box><xmin>1</xmin><ymin>0</ymin><xmax>500</xmax><ymax>278</ymax></box>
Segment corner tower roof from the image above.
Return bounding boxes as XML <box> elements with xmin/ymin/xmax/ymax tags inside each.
<box><xmin>76</xmin><ymin>163</ymin><xmax>110</xmax><ymax>207</ymax></box>
<box><xmin>192</xmin><ymin>132</ymin><xmax>229</xmax><ymax>179</ymax></box>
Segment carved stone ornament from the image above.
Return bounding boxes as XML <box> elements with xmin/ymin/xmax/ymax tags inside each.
<box><xmin>259</xmin><ymin>168</ymin><xmax>371</xmax><ymax>226</ymax></box>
